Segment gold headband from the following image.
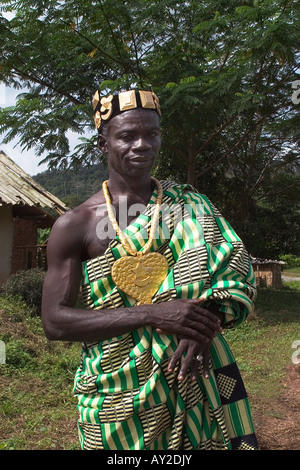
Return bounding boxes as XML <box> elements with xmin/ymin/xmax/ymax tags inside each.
<box><xmin>92</xmin><ymin>89</ymin><xmax>161</xmax><ymax>130</ymax></box>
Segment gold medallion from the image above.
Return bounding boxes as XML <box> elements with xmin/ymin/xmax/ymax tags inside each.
<box><xmin>102</xmin><ymin>178</ymin><xmax>168</xmax><ymax>305</ymax></box>
<box><xmin>112</xmin><ymin>252</ymin><xmax>168</xmax><ymax>305</ymax></box>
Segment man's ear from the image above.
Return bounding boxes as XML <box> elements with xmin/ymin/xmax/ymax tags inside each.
<box><xmin>98</xmin><ymin>134</ymin><xmax>108</xmax><ymax>154</ymax></box>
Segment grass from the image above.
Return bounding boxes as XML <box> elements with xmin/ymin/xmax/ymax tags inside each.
<box><xmin>282</xmin><ymin>266</ymin><xmax>300</xmax><ymax>277</ymax></box>
<box><xmin>0</xmin><ymin>280</ymin><xmax>300</xmax><ymax>450</ymax></box>
<box><xmin>0</xmin><ymin>295</ymin><xmax>81</xmax><ymax>450</ymax></box>
<box><xmin>224</xmin><ymin>280</ymin><xmax>300</xmax><ymax>403</ymax></box>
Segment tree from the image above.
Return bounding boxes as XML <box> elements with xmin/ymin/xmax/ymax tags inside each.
<box><xmin>0</xmin><ymin>0</ymin><xmax>299</xmax><ymax>256</ymax></box>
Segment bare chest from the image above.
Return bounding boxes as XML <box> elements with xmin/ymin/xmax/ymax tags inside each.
<box><xmin>82</xmin><ymin>204</ymin><xmax>139</xmax><ymax>261</ymax></box>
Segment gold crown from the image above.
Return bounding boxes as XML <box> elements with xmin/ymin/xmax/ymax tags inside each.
<box><xmin>92</xmin><ymin>89</ymin><xmax>161</xmax><ymax>130</ymax></box>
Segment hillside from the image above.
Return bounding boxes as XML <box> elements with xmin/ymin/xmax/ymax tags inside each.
<box><xmin>33</xmin><ymin>163</ymin><xmax>108</xmax><ymax>208</ymax></box>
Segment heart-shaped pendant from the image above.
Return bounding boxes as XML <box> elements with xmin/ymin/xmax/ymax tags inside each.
<box><xmin>111</xmin><ymin>252</ymin><xmax>169</xmax><ymax>305</ymax></box>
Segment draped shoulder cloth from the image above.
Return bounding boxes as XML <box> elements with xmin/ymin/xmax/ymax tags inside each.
<box><xmin>74</xmin><ymin>181</ymin><xmax>258</xmax><ymax>450</ymax></box>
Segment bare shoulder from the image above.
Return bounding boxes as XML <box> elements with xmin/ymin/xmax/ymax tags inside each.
<box><xmin>52</xmin><ymin>192</ymin><xmax>103</xmax><ymax>233</ymax></box>
<box><xmin>50</xmin><ymin>206</ymin><xmax>85</xmax><ymax>238</ymax></box>
<box><xmin>47</xmin><ymin>192</ymin><xmax>103</xmax><ymax>260</ymax></box>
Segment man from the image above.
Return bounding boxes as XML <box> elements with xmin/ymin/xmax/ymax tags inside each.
<box><xmin>42</xmin><ymin>88</ymin><xmax>258</xmax><ymax>450</ymax></box>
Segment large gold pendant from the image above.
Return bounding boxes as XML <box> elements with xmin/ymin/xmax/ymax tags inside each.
<box><xmin>111</xmin><ymin>252</ymin><xmax>168</xmax><ymax>305</ymax></box>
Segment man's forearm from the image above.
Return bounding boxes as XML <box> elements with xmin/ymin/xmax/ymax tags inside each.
<box><xmin>42</xmin><ymin>303</ymin><xmax>152</xmax><ymax>342</ymax></box>
<box><xmin>42</xmin><ymin>298</ymin><xmax>223</xmax><ymax>344</ymax></box>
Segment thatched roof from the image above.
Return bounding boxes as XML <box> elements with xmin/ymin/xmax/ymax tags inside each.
<box><xmin>0</xmin><ymin>151</ymin><xmax>68</xmax><ymax>215</ymax></box>
<box><xmin>251</xmin><ymin>257</ymin><xmax>286</xmax><ymax>266</ymax></box>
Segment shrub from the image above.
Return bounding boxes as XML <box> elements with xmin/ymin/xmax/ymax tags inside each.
<box><xmin>0</xmin><ymin>268</ymin><xmax>46</xmax><ymax>315</ymax></box>
<box><xmin>279</xmin><ymin>254</ymin><xmax>300</xmax><ymax>269</ymax></box>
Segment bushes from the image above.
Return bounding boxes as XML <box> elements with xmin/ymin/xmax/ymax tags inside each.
<box><xmin>0</xmin><ymin>268</ymin><xmax>46</xmax><ymax>315</ymax></box>
<box><xmin>279</xmin><ymin>254</ymin><xmax>300</xmax><ymax>269</ymax></box>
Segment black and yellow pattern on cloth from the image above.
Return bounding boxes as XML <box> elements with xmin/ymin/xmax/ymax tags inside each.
<box><xmin>74</xmin><ymin>181</ymin><xmax>258</xmax><ymax>450</ymax></box>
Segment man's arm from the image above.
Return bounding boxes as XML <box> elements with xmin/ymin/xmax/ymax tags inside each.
<box><xmin>41</xmin><ymin>212</ymin><xmax>154</xmax><ymax>342</ymax></box>
<box><xmin>42</xmin><ymin>213</ymin><xmax>222</xmax><ymax>344</ymax></box>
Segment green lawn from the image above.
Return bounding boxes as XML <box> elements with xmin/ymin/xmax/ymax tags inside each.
<box><xmin>0</xmin><ymin>281</ymin><xmax>299</xmax><ymax>450</ymax></box>
<box><xmin>225</xmin><ymin>281</ymin><xmax>300</xmax><ymax>401</ymax></box>
<box><xmin>282</xmin><ymin>267</ymin><xmax>300</xmax><ymax>277</ymax></box>
<box><xmin>0</xmin><ymin>296</ymin><xmax>81</xmax><ymax>450</ymax></box>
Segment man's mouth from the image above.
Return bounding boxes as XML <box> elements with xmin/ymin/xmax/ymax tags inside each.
<box><xmin>129</xmin><ymin>155</ymin><xmax>154</xmax><ymax>164</ymax></box>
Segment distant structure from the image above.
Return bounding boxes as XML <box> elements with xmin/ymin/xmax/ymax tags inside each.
<box><xmin>0</xmin><ymin>151</ymin><xmax>68</xmax><ymax>285</ymax></box>
<box><xmin>251</xmin><ymin>257</ymin><xmax>286</xmax><ymax>289</ymax></box>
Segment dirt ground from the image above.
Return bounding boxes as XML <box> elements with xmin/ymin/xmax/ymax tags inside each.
<box><xmin>254</xmin><ymin>364</ymin><xmax>300</xmax><ymax>450</ymax></box>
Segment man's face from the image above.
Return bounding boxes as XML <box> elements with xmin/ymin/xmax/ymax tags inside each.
<box><xmin>99</xmin><ymin>108</ymin><xmax>161</xmax><ymax>179</ymax></box>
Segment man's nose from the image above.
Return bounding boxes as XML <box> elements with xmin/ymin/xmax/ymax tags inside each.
<box><xmin>132</xmin><ymin>136</ymin><xmax>151</xmax><ymax>149</ymax></box>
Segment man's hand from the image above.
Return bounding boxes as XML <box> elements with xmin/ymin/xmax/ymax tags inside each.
<box><xmin>166</xmin><ymin>336</ymin><xmax>213</xmax><ymax>382</ymax></box>
<box><xmin>153</xmin><ymin>298</ymin><xmax>222</xmax><ymax>344</ymax></box>
<box><xmin>155</xmin><ymin>299</ymin><xmax>223</xmax><ymax>382</ymax></box>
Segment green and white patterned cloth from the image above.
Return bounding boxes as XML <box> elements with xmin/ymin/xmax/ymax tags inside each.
<box><xmin>74</xmin><ymin>181</ymin><xmax>258</xmax><ymax>450</ymax></box>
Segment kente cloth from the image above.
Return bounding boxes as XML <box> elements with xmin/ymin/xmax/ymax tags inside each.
<box><xmin>74</xmin><ymin>181</ymin><xmax>258</xmax><ymax>450</ymax></box>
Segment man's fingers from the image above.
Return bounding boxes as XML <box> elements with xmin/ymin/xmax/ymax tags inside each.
<box><xmin>154</xmin><ymin>299</ymin><xmax>222</xmax><ymax>342</ymax></box>
<box><xmin>202</xmin><ymin>350</ymin><xmax>210</xmax><ymax>379</ymax></box>
<box><xmin>192</xmin><ymin>298</ymin><xmax>205</xmax><ymax>306</ymax></box>
<box><xmin>190</xmin><ymin>356</ymin><xmax>202</xmax><ymax>381</ymax></box>
<box><xmin>168</xmin><ymin>348</ymin><xmax>183</xmax><ymax>373</ymax></box>
<box><xmin>156</xmin><ymin>328</ymin><xmax>171</xmax><ymax>335</ymax></box>
<box><xmin>192</xmin><ymin>300</ymin><xmax>223</xmax><ymax>327</ymax></box>
<box><xmin>157</xmin><ymin>325</ymin><xmax>211</xmax><ymax>344</ymax></box>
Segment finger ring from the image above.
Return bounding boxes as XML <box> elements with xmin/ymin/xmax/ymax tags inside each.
<box><xmin>194</xmin><ymin>355</ymin><xmax>202</xmax><ymax>361</ymax></box>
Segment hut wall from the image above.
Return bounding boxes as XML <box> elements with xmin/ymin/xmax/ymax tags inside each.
<box><xmin>0</xmin><ymin>205</ymin><xmax>14</xmax><ymax>285</ymax></box>
<box><xmin>252</xmin><ymin>263</ymin><xmax>283</xmax><ymax>289</ymax></box>
<box><xmin>11</xmin><ymin>218</ymin><xmax>38</xmax><ymax>273</ymax></box>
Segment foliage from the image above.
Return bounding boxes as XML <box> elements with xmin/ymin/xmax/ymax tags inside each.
<box><xmin>279</xmin><ymin>253</ymin><xmax>300</xmax><ymax>268</ymax></box>
<box><xmin>0</xmin><ymin>268</ymin><xmax>46</xmax><ymax>315</ymax></box>
<box><xmin>37</xmin><ymin>228</ymin><xmax>51</xmax><ymax>244</ymax></box>
<box><xmin>0</xmin><ymin>0</ymin><xmax>299</xmax><ymax>257</ymax></box>
<box><xmin>34</xmin><ymin>162</ymin><xmax>108</xmax><ymax>207</ymax></box>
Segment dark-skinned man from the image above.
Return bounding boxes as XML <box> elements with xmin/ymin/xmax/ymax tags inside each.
<box><xmin>42</xmin><ymin>88</ymin><xmax>258</xmax><ymax>450</ymax></box>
